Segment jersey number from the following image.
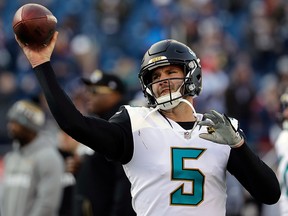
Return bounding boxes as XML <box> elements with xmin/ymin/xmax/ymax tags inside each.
<box><xmin>170</xmin><ymin>148</ymin><xmax>205</xmax><ymax>206</ymax></box>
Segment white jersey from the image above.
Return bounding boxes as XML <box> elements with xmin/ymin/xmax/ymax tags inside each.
<box><xmin>123</xmin><ymin>106</ymin><xmax>231</xmax><ymax>216</ymax></box>
<box><xmin>275</xmin><ymin>130</ymin><xmax>288</xmax><ymax>216</ymax></box>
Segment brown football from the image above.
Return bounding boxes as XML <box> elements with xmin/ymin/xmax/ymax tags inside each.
<box><xmin>12</xmin><ymin>3</ymin><xmax>57</xmax><ymax>47</ymax></box>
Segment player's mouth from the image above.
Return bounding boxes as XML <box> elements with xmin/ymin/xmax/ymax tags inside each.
<box><xmin>159</xmin><ymin>88</ymin><xmax>171</xmax><ymax>96</ymax></box>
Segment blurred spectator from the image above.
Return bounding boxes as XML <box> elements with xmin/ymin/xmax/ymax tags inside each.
<box><xmin>0</xmin><ymin>100</ymin><xmax>64</xmax><ymax>216</ymax></box>
<box><xmin>195</xmin><ymin>47</ymin><xmax>229</xmax><ymax>113</ymax></box>
<box><xmin>225</xmin><ymin>56</ymin><xmax>256</xmax><ymax>141</ymax></box>
<box><xmin>31</xmin><ymin>27</ymin><xmax>83</xmax><ymax>93</ymax></box>
<box><xmin>57</xmin><ymin>130</ymin><xmax>81</xmax><ymax>216</ymax></box>
<box><xmin>250</xmin><ymin>74</ymin><xmax>280</xmax><ymax>154</ymax></box>
<box><xmin>0</xmin><ymin>71</ymin><xmax>19</xmax><ymax>144</ymax></box>
<box><xmin>36</xmin><ymin>84</ymin><xmax>85</xmax><ymax>216</ymax></box>
<box><xmin>276</xmin><ymin>55</ymin><xmax>288</xmax><ymax>95</ymax></box>
<box><xmin>74</xmin><ymin>70</ymin><xmax>136</xmax><ymax>216</ymax></box>
<box><xmin>245</xmin><ymin>0</ymin><xmax>279</xmax><ymax>75</ymax></box>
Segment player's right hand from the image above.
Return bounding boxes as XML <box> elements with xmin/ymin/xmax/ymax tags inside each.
<box><xmin>15</xmin><ymin>31</ymin><xmax>58</xmax><ymax>68</ymax></box>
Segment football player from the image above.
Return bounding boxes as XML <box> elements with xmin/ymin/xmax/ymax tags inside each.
<box><xmin>15</xmin><ymin>32</ymin><xmax>280</xmax><ymax>216</ymax></box>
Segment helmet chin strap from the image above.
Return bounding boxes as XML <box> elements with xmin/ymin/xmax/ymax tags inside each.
<box><xmin>156</xmin><ymin>93</ymin><xmax>197</xmax><ymax>119</ymax></box>
<box><xmin>156</xmin><ymin>91</ymin><xmax>182</xmax><ymax>110</ymax></box>
<box><xmin>155</xmin><ymin>81</ymin><xmax>184</xmax><ymax>110</ymax></box>
<box><xmin>156</xmin><ymin>80</ymin><xmax>198</xmax><ymax>120</ymax></box>
<box><xmin>155</xmin><ymin>87</ymin><xmax>197</xmax><ymax>120</ymax></box>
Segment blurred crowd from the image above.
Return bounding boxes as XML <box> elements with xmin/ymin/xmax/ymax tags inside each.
<box><xmin>0</xmin><ymin>0</ymin><xmax>287</xmax><ymax>215</ymax></box>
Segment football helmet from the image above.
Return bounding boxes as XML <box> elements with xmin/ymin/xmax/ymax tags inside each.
<box><xmin>139</xmin><ymin>39</ymin><xmax>202</xmax><ymax>110</ymax></box>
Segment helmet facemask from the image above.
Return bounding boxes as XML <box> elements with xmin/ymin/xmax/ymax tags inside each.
<box><xmin>141</xmin><ymin>59</ymin><xmax>202</xmax><ymax>110</ymax></box>
<box><xmin>146</xmin><ymin>77</ymin><xmax>184</xmax><ymax>110</ymax></box>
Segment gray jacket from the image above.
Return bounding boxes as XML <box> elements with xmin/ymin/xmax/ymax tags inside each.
<box><xmin>1</xmin><ymin>132</ymin><xmax>64</xmax><ymax>216</ymax></box>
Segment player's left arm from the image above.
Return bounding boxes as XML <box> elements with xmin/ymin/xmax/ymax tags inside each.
<box><xmin>198</xmin><ymin>110</ymin><xmax>280</xmax><ymax>204</ymax></box>
<box><xmin>227</xmin><ymin>143</ymin><xmax>280</xmax><ymax>205</ymax></box>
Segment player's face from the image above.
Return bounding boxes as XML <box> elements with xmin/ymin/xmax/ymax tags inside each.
<box><xmin>151</xmin><ymin>65</ymin><xmax>185</xmax><ymax>98</ymax></box>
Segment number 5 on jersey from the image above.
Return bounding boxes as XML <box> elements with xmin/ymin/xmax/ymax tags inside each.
<box><xmin>170</xmin><ymin>148</ymin><xmax>206</xmax><ymax>206</ymax></box>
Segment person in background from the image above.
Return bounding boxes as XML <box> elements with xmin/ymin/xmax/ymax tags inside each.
<box><xmin>57</xmin><ymin>130</ymin><xmax>80</xmax><ymax>216</ymax></box>
<box><xmin>275</xmin><ymin>90</ymin><xmax>288</xmax><ymax>216</ymax></box>
<box><xmin>74</xmin><ymin>70</ymin><xmax>135</xmax><ymax>216</ymax></box>
<box><xmin>0</xmin><ymin>99</ymin><xmax>64</xmax><ymax>216</ymax></box>
<box><xmin>16</xmin><ymin>32</ymin><xmax>280</xmax><ymax>216</ymax></box>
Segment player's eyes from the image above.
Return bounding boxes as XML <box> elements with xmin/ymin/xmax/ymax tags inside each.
<box><xmin>151</xmin><ymin>73</ymin><xmax>159</xmax><ymax>81</ymax></box>
<box><xmin>151</xmin><ymin>69</ymin><xmax>180</xmax><ymax>81</ymax></box>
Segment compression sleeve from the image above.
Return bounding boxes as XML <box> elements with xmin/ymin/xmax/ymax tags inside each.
<box><xmin>227</xmin><ymin>143</ymin><xmax>280</xmax><ymax>204</ymax></box>
<box><xmin>34</xmin><ymin>62</ymin><xmax>130</xmax><ymax>161</ymax></box>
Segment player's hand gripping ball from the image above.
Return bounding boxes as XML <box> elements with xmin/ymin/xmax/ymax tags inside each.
<box><xmin>12</xmin><ymin>3</ymin><xmax>57</xmax><ymax>47</ymax></box>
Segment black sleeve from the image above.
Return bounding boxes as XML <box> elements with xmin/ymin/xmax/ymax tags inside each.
<box><xmin>227</xmin><ymin>143</ymin><xmax>280</xmax><ymax>205</ymax></box>
<box><xmin>34</xmin><ymin>62</ymin><xmax>133</xmax><ymax>162</ymax></box>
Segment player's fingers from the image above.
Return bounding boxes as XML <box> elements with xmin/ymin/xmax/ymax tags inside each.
<box><xmin>210</xmin><ymin>110</ymin><xmax>225</xmax><ymax>124</ymax></box>
<box><xmin>203</xmin><ymin>113</ymin><xmax>218</xmax><ymax>124</ymax></box>
<box><xmin>199</xmin><ymin>133</ymin><xmax>215</xmax><ymax>141</ymax></box>
<box><xmin>198</xmin><ymin>119</ymin><xmax>214</xmax><ymax>127</ymax></box>
<box><xmin>51</xmin><ymin>31</ymin><xmax>58</xmax><ymax>43</ymax></box>
<box><xmin>47</xmin><ymin>31</ymin><xmax>58</xmax><ymax>49</ymax></box>
<box><xmin>14</xmin><ymin>34</ymin><xmax>26</xmax><ymax>48</ymax></box>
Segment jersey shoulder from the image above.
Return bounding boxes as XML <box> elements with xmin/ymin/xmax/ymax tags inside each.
<box><xmin>125</xmin><ymin>105</ymin><xmax>151</xmax><ymax>113</ymax></box>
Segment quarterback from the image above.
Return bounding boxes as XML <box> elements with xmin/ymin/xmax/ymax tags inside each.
<box><xmin>16</xmin><ymin>32</ymin><xmax>280</xmax><ymax>216</ymax></box>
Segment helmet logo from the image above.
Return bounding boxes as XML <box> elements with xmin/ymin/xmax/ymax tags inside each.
<box><xmin>188</xmin><ymin>61</ymin><xmax>196</xmax><ymax>69</ymax></box>
<box><xmin>187</xmin><ymin>84</ymin><xmax>195</xmax><ymax>91</ymax></box>
<box><xmin>148</xmin><ymin>56</ymin><xmax>167</xmax><ymax>64</ymax></box>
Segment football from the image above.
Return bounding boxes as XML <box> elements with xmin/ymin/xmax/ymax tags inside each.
<box><xmin>12</xmin><ymin>3</ymin><xmax>57</xmax><ymax>47</ymax></box>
